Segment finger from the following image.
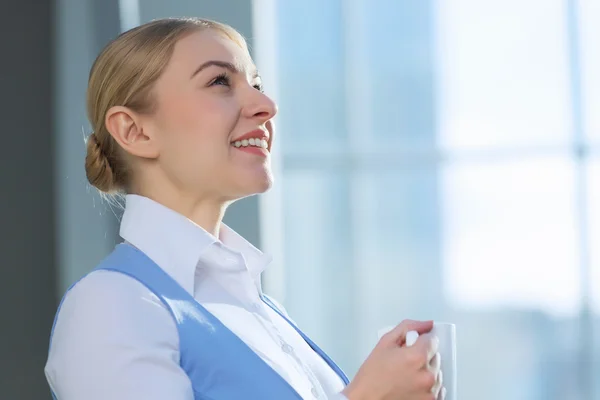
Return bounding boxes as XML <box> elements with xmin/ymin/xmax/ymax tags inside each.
<box><xmin>431</xmin><ymin>369</ymin><xmax>443</xmax><ymax>397</ymax></box>
<box><xmin>438</xmin><ymin>386</ymin><xmax>447</xmax><ymax>400</ymax></box>
<box><xmin>429</xmin><ymin>352</ymin><xmax>441</xmax><ymax>375</ymax></box>
<box><xmin>411</xmin><ymin>333</ymin><xmax>439</xmax><ymax>364</ymax></box>
<box><xmin>380</xmin><ymin>320</ymin><xmax>433</xmax><ymax>347</ymax></box>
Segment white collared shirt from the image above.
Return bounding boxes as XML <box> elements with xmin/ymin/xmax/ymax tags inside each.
<box><xmin>45</xmin><ymin>195</ymin><xmax>347</xmax><ymax>400</ymax></box>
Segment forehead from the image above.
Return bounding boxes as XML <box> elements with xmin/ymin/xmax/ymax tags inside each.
<box><xmin>169</xmin><ymin>29</ymin><xmax>255</xmax><ymax>76</ymax></box>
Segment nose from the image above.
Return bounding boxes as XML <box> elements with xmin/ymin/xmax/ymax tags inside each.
<box><xmin>242</xmin><ymin>89</ymin><xmax>278</xmax><ymax>123</ymax></box>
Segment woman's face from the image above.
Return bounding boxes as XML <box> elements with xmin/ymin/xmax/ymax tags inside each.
<box><xmin>147</xmin><ymin>29</ymin><xmax>277</xmax><ymax>201</ymax></box>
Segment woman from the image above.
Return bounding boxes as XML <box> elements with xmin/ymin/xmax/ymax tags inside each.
<box><xmin>45</xmin><ymin>17</ymin><xmax>444</xmax><ymax>400</ymax></box>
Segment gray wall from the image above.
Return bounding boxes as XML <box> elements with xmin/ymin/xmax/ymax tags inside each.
<box><xmin>0</xmin><ymin>0</ymin><xmax>57</xmax><ymax>398</ymax></box>
<box><xmin>55</xmin><ymin>0</ymin><xmax>122</xmax><ymax>294</ymax></box>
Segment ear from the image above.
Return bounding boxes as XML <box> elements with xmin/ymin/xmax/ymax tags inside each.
<box><xmin>105</xmin><ymin>106</ymin><xmax>159</xmax><ymax>159</ymax></box>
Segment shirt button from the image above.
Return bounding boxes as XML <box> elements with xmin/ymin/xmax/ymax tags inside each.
<box><xmin>311</xmin><ymin>387</ymin><xmax>320</xmax><ymax>398</ymax></box>
<box><xmin>281</xmin><ymin>342</ymin><xmax>294</xmax><ymax>354</ymax></box>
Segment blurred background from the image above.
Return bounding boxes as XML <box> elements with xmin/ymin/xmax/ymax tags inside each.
<box><xmin>2</xmin><ymin>0</ymin><xmax>599</xmax><ymax>398</ymax></box>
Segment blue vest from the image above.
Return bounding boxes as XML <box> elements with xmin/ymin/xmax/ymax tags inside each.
<box><xmin>49</xmin><ymin>244</ymin><xmax>349</xmax><ymax>399</ymax></box>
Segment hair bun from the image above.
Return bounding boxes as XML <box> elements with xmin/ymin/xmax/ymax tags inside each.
<box><xmin>85</xmin><ymin>133</ymin><xmax>118</xmax><ymax>193</ymax></box>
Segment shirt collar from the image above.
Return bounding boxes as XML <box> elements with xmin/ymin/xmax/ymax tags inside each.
<box><xmin>218</xmin><ymin>224</ymin><xmax>272</xmax><ymax>280</ymax></box>
<box><xmin>119</xmin><ymin>194</ymin><xmax>272</xmax><ymax>296</ymax></box>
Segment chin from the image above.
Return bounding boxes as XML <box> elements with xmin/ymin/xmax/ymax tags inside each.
<box><xmin>230</xmin><ymin>172</ymin><xmax>274</xmax><ymax>199</ymax></box>
<box><xmin>251</xmin><ymin>173</ymin><xmax>274</xmax><ymax>194</ymax></box>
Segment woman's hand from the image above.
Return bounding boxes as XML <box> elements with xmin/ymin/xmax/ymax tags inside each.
<box><xmin>341</xmin><ymin>320</ymin><xmax>444</xmax><ymax>400</ymax></box>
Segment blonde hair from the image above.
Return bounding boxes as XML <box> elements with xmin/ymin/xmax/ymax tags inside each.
<box><xmin>84</xmin><ymin>17</ymin><xmax>248</xmax><ymax>194</ymax></box>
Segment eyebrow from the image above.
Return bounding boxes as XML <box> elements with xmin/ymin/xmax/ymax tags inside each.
<box><xmin>190</xmin><ymin>60</ymin><xmax>260</xmax><ymax>79</ymax></box>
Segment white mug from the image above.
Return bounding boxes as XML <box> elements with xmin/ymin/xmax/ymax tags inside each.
<box><xmin>378</xmin><ymin>322</ymin><xmax>457</xmax><ymax>400</ymax></box>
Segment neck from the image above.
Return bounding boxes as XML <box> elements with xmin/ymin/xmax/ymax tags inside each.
<box><xmin>132</xmin><ymin>188</ymin><xmax>228</xmax><ymax>238</ymax></box>
<box><xmin>129</xmin><ymin>164</ymin><xmax>236</xmax><ymax>237</ymax></box>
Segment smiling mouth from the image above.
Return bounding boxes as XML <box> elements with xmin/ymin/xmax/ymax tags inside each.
<box><xmin>231</xmin><ymin>137</ymin><xmax>269</xmax><ymax>150</ymax></box>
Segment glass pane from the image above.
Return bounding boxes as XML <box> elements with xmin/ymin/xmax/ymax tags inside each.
<box><xmin>281</xmin><ymin>169</ymin><xmax>357</xmax><ymax>369</ymax></box>
<box><xmin>362</xmin><ymin>0</ymin><xmax>437</xmax><ymax>149</ymax></box>
<box><xmin>281</xmin><ymin>166</ymin><xmax>444</xmax><ymax>376</ymax></box>
<box><xmin>579</xmin><ymin>0</ymin><xmax>600</xmax><ymax>140</ymax></box>
<box><xmin>442</xmin><ymin>156</ymin><xmax>580</xmax><ymax>314</ymax></box>
<box><xmin>350</xmin><ymin>167</ymin><xmax>444</xmax><ymax>360</ymax></box>
<box><xmin>282</xmin><ymin>157</ymin><xmax>584</xmax><ymax>399</ymax></box>
<box><xmin>442</xmin><ymin>155</ymin><xmax>581</xmax><ymax>399</ymax></box>
<box><xmin>435</xmin><ymin>0</ymin><xmax>573</xmax><ymax>150</ymax></box>
<box><xmin>276</xmin><ymin>0</ymin><xmax>348</xmax><ymax>154</ymax></box>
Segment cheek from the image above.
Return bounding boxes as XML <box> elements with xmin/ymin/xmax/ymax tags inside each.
<box><xmin>154</xmin><ymin>91</ymin><xmax>242</xmax><ymax>178</ymax></box>
<box><xmin>166</xmin><ymin>93</ymin><xmax>238</xmax><ymax>143</ymax></box>
<box><xmin>160</xmin><ymin>125</ymin><xmax>221</xmax><ymax>178</ymax></box>
<box><xmin>164</xmin><ymin>94</ymin><xmax>207</xmax><ymax>134</ymax></box>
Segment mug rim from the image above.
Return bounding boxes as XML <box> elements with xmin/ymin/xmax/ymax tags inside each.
<box><xmin>433</xmin><ymin>321</ymin><xmax>456</xmax><ymax>326</ymax></box>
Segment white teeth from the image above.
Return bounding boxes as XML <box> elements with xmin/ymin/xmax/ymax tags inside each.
<box><xmin>232</xmin><ymin>138</ymin><xmax>269</xmax><ymax>149</ymax></box>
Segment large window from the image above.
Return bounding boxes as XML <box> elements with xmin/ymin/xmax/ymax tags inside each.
<box><xmin>260</xmin><ymin>0</ymin><xmax>600</xmax><ymax>398</ymax></box>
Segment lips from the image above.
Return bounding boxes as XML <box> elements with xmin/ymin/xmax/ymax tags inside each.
<box><xmin>230</xmin><ymin>128</ymin><xmax>270</xmax><ymax>155</ymax></box>
<box><xmin>231</xmin><ymin>129</ymin><xmax>269</xmax><ymax>144</ymax></box>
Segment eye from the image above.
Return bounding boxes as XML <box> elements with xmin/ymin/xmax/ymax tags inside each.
<box><xmin>210</xmin><ymin>72</ymin><xmax>264</xmax><ymax>92</ymax></box>
<box><xmin>210</xmin><ymin>72</ymin><xmax>231</xmax><ymax>87</ymax></box>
